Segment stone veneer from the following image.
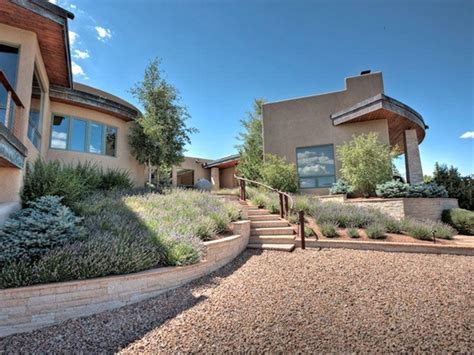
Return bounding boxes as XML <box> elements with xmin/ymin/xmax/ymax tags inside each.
<box><xmin>0</xmin><ymin>220</ymin><xmax>251</xmax><ymax>337</ymax></box>
<box><xmin>328</xmin><ymin>196</ymin><xmax>459</xmax><ymax>221</ymax></box>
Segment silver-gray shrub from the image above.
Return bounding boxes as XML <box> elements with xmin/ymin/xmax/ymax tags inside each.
<box><xmin>0</xmin><ymin>196</ymin><xmax>82</xmax><ymax>265</ymax></box>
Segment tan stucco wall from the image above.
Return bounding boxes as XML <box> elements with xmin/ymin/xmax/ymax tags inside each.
<box><xmin>0</xmin><ymin>221</ymin><xmax>251</xmax><ymax>337</ymax></box>
<box><xmin>172</xmin><ymin>156</ymin><xmax>212</xmax><ymax>187</ymax></box>
<box><xmin>219</xmin><ymin>166</ymin><xmax>238</xmax><ymax>189</ymax></box>
<box><xmin>0</xmin><ymin>23</ymin><xmax>146</xmax><ymax>202</ymax></box>
<box><xmin>45</xmin><ymin>102</ymin><xmax>146</xmax><ymax>187</ymax></box>
<box><xmin>263</xmin><ymin>72</ymin><xmax>388</xmax><ymax>195</ymax></box>
<box><xmin>0</xmin><ymin>23</ymin><xmax>50</xmax><ymax>202</ymax></box>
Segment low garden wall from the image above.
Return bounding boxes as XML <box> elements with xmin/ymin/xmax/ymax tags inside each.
<box><xmin>0</xmin><ymin>220</ymin><xmax>251</xmax><ymax>337</ymax></box>
<box><xmin>318</xmin><ymin>195</ymin><xmax>459</xmax><ymax>221</ymax></box>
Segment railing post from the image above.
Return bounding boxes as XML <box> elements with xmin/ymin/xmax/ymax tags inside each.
<box><xmin>4</xmin><ymin>91</ymin><xmax>12</xmax><ymax>128</ymax></box>
<box><xmin>299</xmin><ymin>210</ymin><xmax>305</xmax><ymax>250</ymax></box>
<box><xmin>242</xmin><ymin>180</ymin><xmax>246</xmax><ymax>201</ymax></box>
<box><xmin>284</xmin><ymin>195</ymin><xmax>289</xmax><ymax>219</ymax></box>
<box><xmin>279</xmin><ymin>193</ymin><xmax>284</xmax><ymax>218</ymax></box>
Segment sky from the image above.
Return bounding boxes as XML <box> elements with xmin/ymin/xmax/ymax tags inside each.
<box><xmin>51</xmin><ymin>0</ymin><xmax>473</xmax><ymax>176</ymax></box>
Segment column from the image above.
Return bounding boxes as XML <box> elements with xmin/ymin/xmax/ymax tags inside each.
<box><xmin>404</xmin><ymin>129</ymin><xmax>423</xmax><ymax>184</ymax></box>
<box><xmin>211</xmin><ymin>167</ymin><xmax>220</xmax><ymax>190</ymax></box>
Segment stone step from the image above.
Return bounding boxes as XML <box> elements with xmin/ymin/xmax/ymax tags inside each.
<box><xmin>249</xmin><ymin>235</ymin><xmax>296</xmax><ymax>244</ymax></box>
<box><xmin>246</xmin><ymin>209</ymin><xmax>270</xmax><ymax>216</ymax></box>
<box><xmin>248</xmin><ymin>214</ymin><xmax>282</xmax><ymax>221</ymax></box>
<box><xmin>251</xmin><ymin>227</ymin><xmax>295</xmax><ymax>236</ymax></box>
<box><xmin>247</xmin><ymin>243</ymin><xmax>295</xmax><ymax>252</ymax></box>
<box><xmin>243</xmin><ymin>206</ymin><xmax>260</xmax><ymax>210</ymax></box>
<box><xmin>250</xmin><ymin>220</ymin><xmax>289</xmax><ymax>228</ymax></box>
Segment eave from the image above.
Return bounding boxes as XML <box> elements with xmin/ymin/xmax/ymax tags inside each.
<box><xmin>330</xmin><ymin>94</ymin><xmax>427</xmax><ymax>150</ymax></box>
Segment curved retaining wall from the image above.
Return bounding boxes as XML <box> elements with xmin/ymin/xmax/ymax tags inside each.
<box><xmin>0</xmin><ymin>220</ymin><xmax>251</xmax><ymax>337</ymax></box>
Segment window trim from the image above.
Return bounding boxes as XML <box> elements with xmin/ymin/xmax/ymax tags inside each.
<box><xmin>0</xmin><ymin>42</ymin><xmax>21</xmax><ymax>129</ymax></box>
<box><xmin>27</xmin><ymin>66</ymin><xmax>46</xmax><ymax>150</ymax></box>
<box><xmin>295</xmin><ymin>143</ymin><xmax>336</xmax><ymax>189</ymax></box>
<box><xmin>49</xmin><ymin>112</ymin><xmax>118</xmax><ymax>158</ymax></box>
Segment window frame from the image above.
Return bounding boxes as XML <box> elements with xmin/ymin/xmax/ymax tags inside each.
<box><xmin>295</xmin><ymin>144</ymin><xmax>336</xmax><ymax>189</ymax></box>
<box><xmin>49</xmin><ymin>112</ymin><xmax>118</xmax><ymax>158</ymax></box>
<box><xmin>0</xmin><ymin>42</ymin><xmax>21</xmax><ymax>129</ymax></box>
<box><xmin>27</xmin><ymin>66</ymin><xmax>45</xmax><ymax>150</ymax></box>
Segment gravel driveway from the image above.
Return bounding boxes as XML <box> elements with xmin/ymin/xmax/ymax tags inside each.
<box><xmin>1</xmin><ymin>249</ymin><xmax>472</xmax><ymax>353</ymax></box>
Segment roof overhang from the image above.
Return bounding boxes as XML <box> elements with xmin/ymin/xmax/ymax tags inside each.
<box><xmin>50</xmin><ymin>84</ymin><xmax>139</xmax><ymax>121</ymax></box>
<box><xmin>5</xmin><ymin>0</ymin><xmax>74</xmax><ymax>87</ymax></box>
<box><xmin>204</xmin><ymin>154</ymin><xmax>240</xmax><ymax>169</ymax></box>
<box><xmin>330</xmin><ymin>94</ymin><xmax>427</xmax><ymax>149</ymax></box>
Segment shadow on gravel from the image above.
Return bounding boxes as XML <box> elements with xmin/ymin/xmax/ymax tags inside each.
<box><xmin>0</xmin><ymin>250</ymin><xmax>258</xmax><ymax>354</ymax></box>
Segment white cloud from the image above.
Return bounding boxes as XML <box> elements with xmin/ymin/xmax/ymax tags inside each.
<box><xmin>73</xmin><ymin>49</ymin><xmax>90</xmax><ymax>59</ymax></box>
<box><xmin>70</xmin><ymin>3</ymin><xmax>77</xmax><ymax>9</ymax></box>
<box><xmin>95</xmin><ymin>26</ymin><xmax>112</xmax><ymax>41</ymax></box>
<box><xmin>48</xmin><ymin>0</ymin><xmax>57</xmax><ymax>4</ymax></box>
<box><xmin>460</xmin><ymin>131</ymin><xmax>474</xmax><ymax>139</ymax></box>
<box><xmin>68</xmin><ymin>30</ymin><xmax>78</xmax><ymax>46</ymax></box>
<box><xmin>71</xmin><ymin>61</ymin><xmax>87</xmax><ymax>79</ymax></box>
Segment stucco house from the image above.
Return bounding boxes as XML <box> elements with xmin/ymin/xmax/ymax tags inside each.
<box><xmin>262</xmin><ymin>71</ymin><xmax>427</xmax><ymax>195</ymax></box>
<box><xmin>171</xmin><ymin>154</ymin><xmax>239</xmax><ymax>190</ymax></box>
<box><xmin>0</xmin><ymin>0</ymin><xmax>146</xmax><ymax>220</ymax></box>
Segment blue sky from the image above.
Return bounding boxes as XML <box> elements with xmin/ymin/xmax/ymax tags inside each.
<box><xmin>53</xmin><ymin>0</ymin><xmax>473</xmax><ymax>176</ymax></box>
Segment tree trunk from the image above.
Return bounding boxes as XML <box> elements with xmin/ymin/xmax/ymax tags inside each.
<box><xmin>148</xmin><ymin>159</ymin><xmax>152</xmax><ymax>185</ymax></box>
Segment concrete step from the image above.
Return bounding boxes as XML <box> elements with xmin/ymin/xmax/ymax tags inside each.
<box><xmin>247</xmin><ymin>209</ymin><xmax>270</xmax><ymax>216</ymax></box>
<box><xmin>243</xmin><ymin>206</ymin><xmax>260</xmax><ymax>210</ymax></box>
<box><xmin>251</xmin><ymin>227</ymin><xmax>295</xmax><ymax>236</ymax></box>
<box><xmin>250</xmin><ymin>220</ymin><xmax>289</xmax><ymax>228</ymax></box>
<box><xmin>247</xmin><ymin>243</ymin><xmax>295</xmax><ymax>252</ymax></box>
<box><xmin>248</xmin><ymin>214</ymin><xmax>281</xmax><ymax>221</ymax></box>
<box><xmin>249</xmin><ymin>235</ymin><xmax>296</xmax><ymax>244</ymax></box>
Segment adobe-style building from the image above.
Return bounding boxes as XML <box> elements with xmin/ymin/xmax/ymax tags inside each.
<box><xmin>262</xmin><ymin>71</ymin><xmax>427</xmax><ymax>194</ymax></box>
<box><xmin>171</xmin><ymin>154</ymin><xmax>239</xmax><ymax>190</ymax></box>
<box><xmin>0</xmin><ymin>0</ymin><xmax>146</xmax><ymax>218</ymax></box>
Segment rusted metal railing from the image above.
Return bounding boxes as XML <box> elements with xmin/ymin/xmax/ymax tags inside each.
<box><xmin>234</xmin><ymin>174</ymin><xmax>294</xmax><ymax>220</ymax></box>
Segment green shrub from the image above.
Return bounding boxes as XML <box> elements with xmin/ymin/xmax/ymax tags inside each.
<box><xmin>304</xmin><ymin>226</ymin><xmax>315</xmax><ymax>237</ymax></box>
<box><xmin>381</xmin><ymin>217</ymin><xmax>403</xmax><ymax>234</ymax></box>
<box><xmin>260</xmin><ymin>154</ymin><xmax>298</xmax><ymax>193</ymax></box>
<box><xmin>320</xmin><ymin>222</ymin><xmax>338</xmax><ymax>238</ymax></box>
<box><xmin>98</xmin><ymin>168</ymin><xmax>133</xmax><ymax>190</ymax></box>
<box><xmin>329</xmin><ymin>179</ymin><xmax>354</xmax><ymax>195</ymax></box>
<box><xmin>433</xmin><ymin>163</ymin><xmax>473</xmax><ymax>210</ymax></box>
<box><xmin>293</xmin><ymin>195</ymin><xmax>312</xmax><ymax>213</ymax></box>
<box><xmin>0</xmin><ymin>196</ymin><xmax>82</xmax><ymax>265</ymax></box>
<box><xmin>376</xmin><ymin>181</ymin><xmax>448</xmax><ymax>198</ymax></box>
<box><xmin>365</xmin><ymin>223</ymin><xmax>386</xmax><ymax>239</ymax></box>
<box><xmin>403</xmin><ymin>219</ymin><xmax>433</xmax><ymax>241</ymax></box>
<box><xmin>442</xmin><ymin>208</ymin><xmax>474</xmax><ymax>235</ymax></box>
<box><xmin>21</xmin><ymin>159</ymin><xmax>88</xmax><ymax>207</ymax></box>
<box><xmin>347</xmin><ymin>227</ymin><xmax>360</xmax><ymax>238</ymax></box>
<box><xmin>20</xmin><ymin>159</ymin><xmax>133</xmax><ymax>207</ymax></box>
<box><xmin>251</xmin><ymin>192</ymin><xmax>270</xmax><ymax>208</ymax></box>
<box><xmin>337</xmin><ymin>133</ymin><xmax>398</xmax><ymax>196</ymax></box>
<box><xmin>225</xmin><ymin>204</ymin><xmax>241</xmax><ymax>222</ymax></box>
<box><xmin>209</xmin><ymin>211</ymin><xmax>229</xmax><ymax>234</ymax></box>
<box><xmin>287</xmin><ymin>213</ymin><xmax>299</xmax><ymax>224</ymax></box>
<box><xmin>432</xmin><ymin>222</ymin><xmax>456</xmax><ymax>240</ymax></box>
<box><xmin>376</xmin><ymin>180</ymin><xmax>409</xmax><ymax>198</ymax></box>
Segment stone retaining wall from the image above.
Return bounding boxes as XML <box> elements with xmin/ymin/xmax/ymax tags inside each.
<box><xmin>320</xmin><ymin>195</ymin><xmax>458</xmax><ymax>221</ymax></box>
<box><xmin>0</xmin><ymin>220</ymin><xmax>251</xmax><ymax>337</ymax></box>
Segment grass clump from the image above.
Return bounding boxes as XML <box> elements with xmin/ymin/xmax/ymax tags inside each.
<box><xmin>320</xmin><ymin>221</ymin><xmax>338</xmax><ymax>238</ymax></box>
<box><xmin>366</xmin><ymin>223</ymin><xmax>386</xmax><ymax>239</ymax></box>
<box><xmin>432</xmin><ymin>222</ymin><xmax>456</xmax><ymax>240</ymax></box>
<box><xmin>304</xmin><ymin>226</ymin><xmax>315</xmax><ymax>237</ymax></box>
<box><xmin>347</xmin><ymin>226</ymin><xmax>360</xmax><ymax>238</ymax></box>
<box><xmin>402</xmin><ymin>219</ymin><xmax>433</xmax><ymax>241</ymax></box>
<box><xmin>442</xmin><ymin>208</ymin><xmax>473</xmax><ymax>235</ymax></box>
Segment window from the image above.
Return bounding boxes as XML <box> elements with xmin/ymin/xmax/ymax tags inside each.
<box><xmin>296</xmin><ymin>144</ymin><xmax>336</xmax><ymax>188</ymax></box>
<box><xmin>50</xmin><ymin>114</ymin><xmax>117</xmax><ymax>157</ymax></box>
<box><xmin>28</xmin><ymin>71</ymin><xmax>44</xmax><ymax>149</ymax></box>
<box><xmin>106</xmin><ymin>126</ymin><xmax>117</xmax><ymax>156</ymax></box>
<box><xmin>51</xmin><ymin>116</ymin><xmax>69</xmax><ymax>149</ymax></box>
<box><xmin>70</xmin><ymin>119</ymin><xmax>87</xmax><ymax>152</ymax></box>
<box><xmin>177</xmin><ymin>169</ymin><xmax>194</xmax><ymax>187</ymax></box>
<box><xmin>0</xmin><ymin>44</ymin><xmax>19</xmax><ymax>127</ymax></box>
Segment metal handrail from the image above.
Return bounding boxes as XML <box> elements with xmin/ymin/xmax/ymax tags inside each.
<box><xmin>234</xmin><ymin>174</ymin><xmax>294</xmax><ymax>210</ymax></box>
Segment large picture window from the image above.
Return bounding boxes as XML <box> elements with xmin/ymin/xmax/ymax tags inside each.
<box><xmin>50</xmin><ymin>114</ymin><xmax>117</xmax><ymax>157</ymax></box>
<box><xmin>0</xmin><ymin>44</ymin><xmax>19</xmax><ymax>127</ymax></box>
<box><xmin>296</xmin><ymin>144</ymin><xmax>336</xmax><ymax>189</ymax></box>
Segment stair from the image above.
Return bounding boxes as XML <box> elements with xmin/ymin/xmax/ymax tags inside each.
<box><xmin>241</xmin><ymin>202</ymin><xmax>295</xmax><ymax>252</ymax></box>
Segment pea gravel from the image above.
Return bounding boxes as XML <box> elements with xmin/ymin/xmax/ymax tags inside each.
<box><xmin>1</xmin><ymin>249</ymin><xmax>472</xmax><ymax>353</ymax></box>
